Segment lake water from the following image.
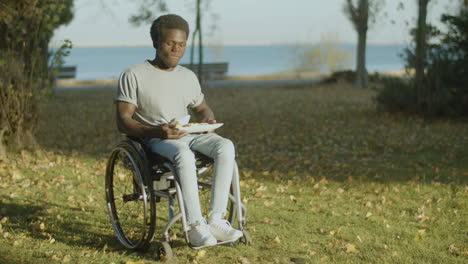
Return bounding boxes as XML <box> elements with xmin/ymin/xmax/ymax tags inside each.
<box><xmin>61</xmin><ymin>44</ymin><xmax>407</xmax><ymax>80</ymax></box>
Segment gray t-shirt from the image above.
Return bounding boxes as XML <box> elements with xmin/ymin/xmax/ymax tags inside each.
<box><xmin>116</xmin><ymin>61</ymin><xmax>204</xmax><ymax>126</ymax></box>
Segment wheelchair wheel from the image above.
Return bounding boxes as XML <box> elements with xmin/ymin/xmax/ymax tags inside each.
<box><xmin>157</xmin><ymin>241</ymin><xmax>173</xmax><ymax>261</ymax></box>
<box><xmin>105</xmin><ymin>141</ymin><xmax>156</xmax><ymax>250</ymax></box>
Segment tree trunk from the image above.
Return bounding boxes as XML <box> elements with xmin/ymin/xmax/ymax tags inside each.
<box><xmin>415</xmin><ymin>0</ymin><xmax>429</xmax><ymax>106</ymax></box>
<box><xmin>354</xmin><ymin>0</ymin><xmax>369</xmax><ymax>89</ymax></box>
<box><xmin>355</xmin><ymin>26</ymin><xmax>368</xmax><ymax>88</ymax></box>
<box><xmin>196</xmin><ymin>0</ymin><xmax>204</xmax><ymax>84</ymax></box>
<box><xmin>190</xmin><ymin>28</ymin><xmax>197</xmax><ymax>67</ymax></box>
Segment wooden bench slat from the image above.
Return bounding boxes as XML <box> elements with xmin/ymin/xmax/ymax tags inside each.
<box><xmin>180</xmin><ymin>62</ymin><xmax>228</xmax><ymax>80</ymax></box>
<box><xmin>57</xmin><ymin>66</ymin><xmax>77</xmax><ymax>79</ymax></box>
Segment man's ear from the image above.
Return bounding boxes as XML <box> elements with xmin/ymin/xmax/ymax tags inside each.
<box><xmin>153</xmin><ymin>41</ymin><xmax>159</xmax><ymax>50</ymax></box>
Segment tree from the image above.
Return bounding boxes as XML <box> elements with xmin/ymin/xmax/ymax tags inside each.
<box><xmin>293</xmin><ymin>33</ymin><xmax>352</xmax><ymax>73</ymax></box>
<box><xmin>0</xmin><ymin>0</ymin><xmax>74</xmax><ymax>155</ymax></box>
<box><xmin>343</xmin><ymin>0</ymin><xmax>384</xmax><ymax>88</ymax></box>
<box><xmin>414</xmin><ymin>0</ymin><xmax>430</xmax><ymax>105</ymax></box>
<box><xmin>376</xmin><ymin>0</ymin><xmax>468</xmax><ymax>116</ymax></box>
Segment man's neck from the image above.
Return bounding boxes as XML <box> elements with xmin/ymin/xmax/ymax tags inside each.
<box><xmin>149</xmin><ymin>58</ymin><xmax>175</xmax><ymax>71</ymax></box>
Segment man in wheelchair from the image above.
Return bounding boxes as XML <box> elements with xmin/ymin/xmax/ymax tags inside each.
<box><xmin>114</xmin><ymin>14</ymin><xmax>242</xmax><ymax>247</ymax></box>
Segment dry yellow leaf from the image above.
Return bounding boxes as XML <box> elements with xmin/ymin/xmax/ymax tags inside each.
<box><xmin>11</xmin><ymin>170</ymin><xmax>23</xmax><ymax>180</ymax></box>
<box><xmin>274</xmin><ymin>236</ymin><xmax>281</xmax><ymax>244</ymax></box>
<box><xmin>63</xmin><ymin>255</ymin><xmax>71</xmax><ymax>263</ymax></box>
<box><xmin>414</xmin><ymin>229</ymin><xmax>426</xmax><ymax>241</ymax></box>
<box><xmin>196</xmin><ymin>250</ymin><xmax>206</xmax><ymax>258</ymax></box>
<box><xmin>239</xmin><ymin>257</ymin><xmax>251</xmax><ymax>264</ymax></box>
<box><xmin>346</xmin><ymin>243</ymin><xmax>359</xmax><ymax>253</ymax></box>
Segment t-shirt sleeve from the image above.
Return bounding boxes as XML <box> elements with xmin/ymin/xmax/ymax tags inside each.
<box><xmin>115</xmin><ymin>70</ymin><xmax>138</xmax><ymax>106</ymax></box>
<box><xmin>188</xmin><ymin>72</ymin><xmax>205</xmax><ymax>108</ymax></box>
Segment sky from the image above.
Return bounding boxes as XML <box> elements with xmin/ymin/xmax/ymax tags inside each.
<box><xmin>52</xmin><ymin>0</ymin><xmax>459</xmax><ymax>47</ymax></box>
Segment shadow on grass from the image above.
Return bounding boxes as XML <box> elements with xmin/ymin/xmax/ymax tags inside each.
<box><xmin>1</xmin><ymin>194</ymin><xmax>199</xmax><ymax>262</ymax></box>
<box><xmin>0</xmin><ymin>196</ymin><xmax>120</xmax><ymax>249</ymax></box>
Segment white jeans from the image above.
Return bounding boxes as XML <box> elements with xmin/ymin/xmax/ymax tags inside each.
<box><xmin>148</xmin><ymin>133</ymin><xmax>235</xmax><ymax>224</ymax></box>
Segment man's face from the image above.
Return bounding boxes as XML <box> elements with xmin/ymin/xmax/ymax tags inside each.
<box><xmin>156</xmin><ymin>28</ymin><xmax>187</xmax><ymax>69</ymax></box>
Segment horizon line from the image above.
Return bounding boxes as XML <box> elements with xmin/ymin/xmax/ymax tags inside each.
<box><xmin>49</xmin><ymin>41</ymin><xmax>409</xmax><ymax>48</ymax></box>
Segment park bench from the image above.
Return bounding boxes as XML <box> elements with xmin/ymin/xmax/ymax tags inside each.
<box><xmin>57</xmin><ymin>65</ymin><xmax>77</xmax><ymax>79</ymax></box>
<box><xmin>180</xmin><ymin>62</ymin><xmax>228</xmax><ymax>80</ymax></box>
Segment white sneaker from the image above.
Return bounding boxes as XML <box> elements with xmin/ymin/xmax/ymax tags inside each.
<box><xmin>189</xmin><ymin>221</ymin><xmax>217</xmax><ymax>247</ymax></box>
<box><xmin>209</xmin><ymin>219</ymin><xmax>243</xmax><ymax>242</ymax></box>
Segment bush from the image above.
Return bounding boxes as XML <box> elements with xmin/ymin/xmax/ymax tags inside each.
<box><xmin>375</xmin><ymin>77</ymin><xmax>417</xmax><ymax>113</ymax></box>
<box><xmin>0</xmin><ymin>0</ymin><xmax>73</xmax><ymax>155</ymax></box>
<box><xmin>376</xmin><ymin>6</ymin><xmax>468</xmax><ymax>116</ymax></box>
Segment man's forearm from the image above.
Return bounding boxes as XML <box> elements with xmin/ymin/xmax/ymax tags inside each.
<box><xmin>194</xmin><ymin>107</ymin><xmax>215</xmax><ymax>122</ymax></box>
<box><xmin>118</xmin><ymin>117</ymin><xmax>165</xmax><ymax>138</ymax></box>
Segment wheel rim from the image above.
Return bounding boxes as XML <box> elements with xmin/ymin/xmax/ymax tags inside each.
<box><xmin>106</xmin><ymin>145</ymin><xmax>153</xmax><ymax>249</ymax></box>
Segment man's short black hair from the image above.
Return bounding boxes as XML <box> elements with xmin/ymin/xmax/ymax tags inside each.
<box><xmin>150</xmin><ymin>14</ymin><xmax>189</xmax><ymax>49</ymax></box>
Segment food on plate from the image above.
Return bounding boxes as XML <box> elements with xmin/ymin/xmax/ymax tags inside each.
<box><xmin>182</xmin><ymin>122</ymin><xmax>209</xmax><ymax>127</ymax></box>
<box><xmin>170</xmin><ymin>120</ymin><xmax>182</xmax><ymax>127</ymax></box>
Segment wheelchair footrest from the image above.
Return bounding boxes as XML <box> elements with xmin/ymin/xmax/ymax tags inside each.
<box><xmin>189</xmin><ymin>237</ymin><xmax>241</xmax><ymax>250</ymax></box>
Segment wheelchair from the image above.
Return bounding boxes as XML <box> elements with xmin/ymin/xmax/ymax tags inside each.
<box><xmin>105</xmin><ymin>136</ymin><xmax>250</xmax><ymax>260</ymax></box>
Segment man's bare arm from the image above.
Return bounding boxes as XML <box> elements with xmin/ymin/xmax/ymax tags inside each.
<box><xmin>116</xmin><ymin>101</ymin><xmax>187</xmax><ymax>139</ymax></box>
<box><xmin>191</xmin><ymin>100</ymin><xmax>216</xmax><ymax>123</ymax></box>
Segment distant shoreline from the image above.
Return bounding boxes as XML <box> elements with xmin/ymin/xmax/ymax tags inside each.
<box><xmin>57</xmin><ymin>70</ymin><xmax>411</xmax><ymax>88</ymax></box>
<box><xmin>50</xmin><ymin>42</ymin><xmax>409</xmax><ymax>49</ymax></box>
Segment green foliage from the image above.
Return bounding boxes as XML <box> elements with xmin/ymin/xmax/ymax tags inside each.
<box><xmin>128</xmin><ymin>0</ymin><xmax>168</xmax><ymax>26</ymax></box>
<box><xmin>0</xmin><ymin>0</ymin><xmax>74</xmax><ymax>154</ymax></box>
<box><xmin>375</xmin><ymin>77</ymin><xmax>418</xmax><ymax>113</ymax></box>
<box><xmin>377</xmin><ymin>6</ymin><xmax>468</xmax><ymax>116</ymax></box>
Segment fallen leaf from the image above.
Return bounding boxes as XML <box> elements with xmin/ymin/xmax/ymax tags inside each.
<box><xmin>239</xmin><ymin>257</ymin><xmax>251</xmax><ymax>264</ymax></box>
<box><xmin>274</xmin><ymin>236</ymin><xmax>281</xmax><ymax>244</ymax></box>
<box><xmin>11</xmin><ymin>170</ymin><xmax>23</xmax><ymax>180</ymax></box>
<box><xmin>414</xmin><ymin>229</ymin><xmax>426</xmax><ymax>241</ymax></box>
<box><xmin>196</xmin><ymin>250</ymin><xmax>206</xmax><ymax>259</ymax></box>
<box><xmin>63</xmin><ymin>255</ymin><xmax>71</xmax><ymax>263</ymax></box>
<box><xmin>346</xmin><ymin>243</ymin><xmax>359</xmax><ymax>253</ymax></box>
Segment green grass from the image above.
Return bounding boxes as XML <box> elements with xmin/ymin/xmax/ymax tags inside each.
<box><xmin>0</xmin><ymin>83</ymin><xmax>467</xmax><ymax>263</ymax></box>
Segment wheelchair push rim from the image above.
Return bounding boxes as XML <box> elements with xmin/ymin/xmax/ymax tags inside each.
<box><xmin>105</xmin><ymin>141</ymin><xmax>156</xmax><ymax>250</ymax></box>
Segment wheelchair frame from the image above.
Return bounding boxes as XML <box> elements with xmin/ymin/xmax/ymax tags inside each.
<box><xmin>105</xmin><ymin>136</ymin><xmax>249</xmax><ymax>260</ymax></box>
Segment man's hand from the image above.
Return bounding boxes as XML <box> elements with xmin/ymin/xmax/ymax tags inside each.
<box><xmin>162</xmin><ymin>124</ymin><xmax>188</xmax><ymax>139</ymax></box>
<box><xmin>203</xmin><ymin>119</ymin><xmax>217</xmax><ymax>134</ymax></box>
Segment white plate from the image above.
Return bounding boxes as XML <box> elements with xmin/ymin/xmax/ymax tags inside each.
<box><xmin>179</xmin><ymin>123</ymin><xmax>223</xmax><ymax>133</ymax></box>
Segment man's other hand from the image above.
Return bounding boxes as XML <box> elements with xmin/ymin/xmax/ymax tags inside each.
<box><xmin>162</xmin><ymin>124</ymin><xmax>188</xmax><ymax>139</ymax></box>
<box><xmin>204</xmin><ymin>119</ymin><xmax>217</xmax><ymax>134</ymax></box>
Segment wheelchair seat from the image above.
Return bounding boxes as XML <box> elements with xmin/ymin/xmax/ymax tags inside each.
<box><xmin>125</xmin><ymin>135</ymin><xmax>215</xmax><ymax>179</ymax></box>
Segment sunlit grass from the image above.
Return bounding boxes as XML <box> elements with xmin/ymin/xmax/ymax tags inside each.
<box><xmin>0</xmin><ymin>83</ymin><xmax>467</xmax><ymax>263</ymax></box>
